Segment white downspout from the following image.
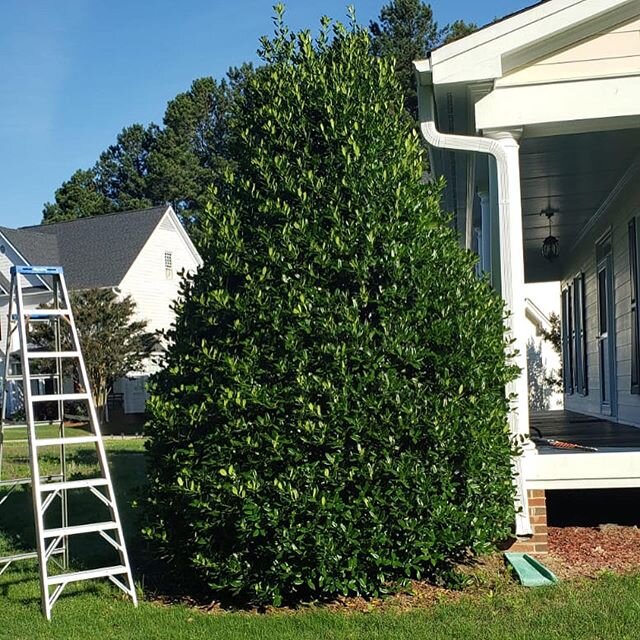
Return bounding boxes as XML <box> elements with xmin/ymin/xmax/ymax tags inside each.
<box><xmin>415</xmin><ymin>66</ymin><xmax>533</xmax><ymax>537</ymax></box>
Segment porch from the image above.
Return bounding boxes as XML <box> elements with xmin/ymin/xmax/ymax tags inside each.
<box><xmin>525</xmin><ymin>411</ymin><xmax>640</xmax><ymax>490</ymax></box>
<box><xmin>531</xmin><ymin>410</ymin><xmax>640</xmax><ymax>451</ymax></box>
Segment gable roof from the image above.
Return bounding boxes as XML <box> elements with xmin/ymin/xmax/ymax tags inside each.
<box><xmin>417</xmin><ymin>0</ymin><xmax>639</xmax><ymax>85</ymax></box>
<box><xmin>6</xmin><ymin>206</ymin><xmax>170</xmax><ymax>289</ymax></box>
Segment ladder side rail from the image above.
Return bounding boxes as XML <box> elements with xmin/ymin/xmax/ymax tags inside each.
<box><xmin>52</xmin><ymin>276</ymin><xmax>69</xmax><ymax>569</ymax></box>
<box><xmin>14</xmin><ymin>278</ymin><xmax>52</xmax><ymax>619</ymax></box>
<box><xmin>56</xmin><ymin>273</ymin><xmax>138</xmax><ymax>606</ymax></box>
<box><xmin>0</xmin><ymin>275</ymin><xmax>19</xmax><ymax>480</ymax></box>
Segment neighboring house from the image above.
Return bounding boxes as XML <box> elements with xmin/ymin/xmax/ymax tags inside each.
<box><xmin>0</xmin><ymin>205</ymin><xmax>202</xmax><ymax>415</ymax></box>
<box><xmin>415</xmin><ymin>0</ymin><xmax>640</xmax><ymax>546</ymax></box>
<box><xmin>525</xmin><ymin>285</ymin><xmax>563</xmax><ymax>412</ymax></box>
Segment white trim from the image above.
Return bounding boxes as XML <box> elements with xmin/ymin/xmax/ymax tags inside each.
<box><xmin>525</xmin><ymin>297</ymin><xmax>552</xmax><ymax>332</ymax></box>
<box><xmin>163</xmin><ymin>206</ymin><xmax>203</xmax><ymax>268</ymax></box>
<box><xmin>475</xmin><ymin>76</ymin><xmax>640</xmax><ymax>134</ymax></box>
<box><xmin>425</xmin><ymin>0</ymin><xmax>639</xmax><ymax>85</ymax></box>
<box><xmin>117</xmin><ymin>206</ymin><xmax>203</xmax><ymax>286</ymax></box>
<box><xmin>526</xmin><ymin>450</ymin><xmax>640</xmax><ymax>489</ymax></box>
<box><xmin>0</xmin><ymin>230</ymin><xmax>51</xmax><ymax>291</ymax></box>
<box><xmin>416</xmin><ymin>77</ymin><xmax>532</xmax><ymax>536</ymax></box>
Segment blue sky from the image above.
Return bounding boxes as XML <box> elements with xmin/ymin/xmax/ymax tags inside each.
<box><xmin>0</xmin><ymin>0</ymin><xmax>525</xmax><ymax>228</ymax></box>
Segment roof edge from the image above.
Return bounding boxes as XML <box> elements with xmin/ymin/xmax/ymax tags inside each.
<box><xmin>421</xmin><ymin>0</ymin><xmax>640</xmax><ymax>85</ymax></box>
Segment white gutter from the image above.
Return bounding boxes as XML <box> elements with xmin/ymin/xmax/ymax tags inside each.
<box><xmin>415</xmin><ymin>63</ymin><xmax>533</xmax><ymax>537</ymax></box>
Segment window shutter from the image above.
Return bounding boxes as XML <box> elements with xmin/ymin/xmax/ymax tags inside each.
<box><xmin>629</xmin><ymin>219</ymin><xmax>640</xmax><ymax>394</ymax></box>
<box><xmin>573</xmin><ymin>273</ymin><xmax>587</xmax><ymax>395</ymax></box>
<box><xmin>561</xmin><ymin>286</ymin><xmax>574</xmax><ymax>394</ymax></box>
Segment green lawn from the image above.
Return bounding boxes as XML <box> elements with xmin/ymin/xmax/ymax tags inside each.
<box><xmin>2</xmin><ymin>439</ymin><xmax>640</xmax><ymax>639</ymax></box>
<box><xmin>1</xmin><ymin>565</ymin><xmax>640</xmax><ymax>639</ymax></box>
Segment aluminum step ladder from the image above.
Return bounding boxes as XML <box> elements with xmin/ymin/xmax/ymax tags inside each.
<box><xmin>0</xmin><ymin>265</ymin><xmax>137</xmax><ymax>619</ymax></box>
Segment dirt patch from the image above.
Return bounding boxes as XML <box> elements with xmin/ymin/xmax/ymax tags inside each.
<box><xmin>545</xmin><ymin>524</ymin><xmax>640</xmax><ymax>580</ymax></box>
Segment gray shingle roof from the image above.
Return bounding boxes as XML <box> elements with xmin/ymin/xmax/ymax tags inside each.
<box><xmin>3</xmin><ymin>206</ymin><xmax>169</xmax><ymax>289</ymax></box>
<box><xmin>0</xmin><ymin>227</ymin><xmax>60</xmax><ymax>266</ymax></box>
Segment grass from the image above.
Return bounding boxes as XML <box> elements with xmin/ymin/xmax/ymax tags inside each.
<box><xmin>1</xmin><ymin>564</ymin><xmax>640</xmax><ymax>639</ymax></box>
<box><xmin>2</xmin><ymin>438</ymin><xmax>640</xmax><ymax>638</ymax></box>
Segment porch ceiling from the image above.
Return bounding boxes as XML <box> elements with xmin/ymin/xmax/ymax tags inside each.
<box><xmin>521</xmin><ymin>127</ymin><xmax>640</xmax><ymax>282</ymax></box>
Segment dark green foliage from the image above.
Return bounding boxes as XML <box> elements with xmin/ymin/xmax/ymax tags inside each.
<box><xmin>143</xmin><ymin>11</ymin><xmax>517</xmax><ymax>607</ymax></box>
<box><xmin>370</xmin><ymin>0</ymin><xmax>476</xmax><ymax>118</ymax></box>
<box><xmin>31</xmin><ymin>289</ymin><xmax>155</xmax><ymax>419</ymax></box>
<box><xmin>42</xmin><ymin>169</ymin><xmax>113</xmax><ymax>223</ymax></box>
<box><xmin>42</xmin><ymin>69</ymin><xmax>252</xmax><ymax>226</ymax></box>
<box><xmin>42</xmin><ymin>124</ymin><xmax>158</xmax><ymax>223</ymax></box>
<box><xmin>147</xmin><ymin>68</ymin><xmax>253</xmax><ymax>223</ymax></box>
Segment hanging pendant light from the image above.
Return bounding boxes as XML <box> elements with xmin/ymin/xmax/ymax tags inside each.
<box><xmin>540</xmin><ymin>206</ymin><xmax>559</xmax><ymax>261</ymax></box>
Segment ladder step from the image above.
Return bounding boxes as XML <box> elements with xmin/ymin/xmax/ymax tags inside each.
<box><xmin>24</xmin><ymin>309</ymin><xmax>70</xmax><ymax>317</ymax></box>
<box><xmin>0</xmin><ymin>474</ymin><xmax>63</xmax><ymax>488</ymax></box>
<box><xmin>40</xmin><ymin>478</ymin><xmax>109</xmax><ymax>492</ymax></box>
<box><xmin>0</xmin><ymin>477</ymin><xmax>31</xmax><ymax>487</ymax></box>
<box><xmin>47</xmin><ymin>565</ymin><xmax>128</xmax><ymax>586</ymax></box>
<box><xmin>31</xmin><ymin>393</ymin><xmax>89</xmax><ymax>403</ymax></box>
<box><xmin>35</xmin><ymin>435</ymin><xmax>98</xmax><ymax>447</ymax></box>
<box><xmin>26</xmin><ymin>351</ymin><xmax>79</xmax><ymax>359</ymax></box>
<box><xmin>12</xmin><ymin>265</ymin><xmax>63</xmax><ymax>276</ymax></box>
<box><xmin>44</xmin><ymin>521</ymin><xmax>118</xmax><ymax>538</ymax></box>
<box><xmin>0</xmin><ymin>551</ymin><xmax>39</xmax><ymax>563</ymax></box>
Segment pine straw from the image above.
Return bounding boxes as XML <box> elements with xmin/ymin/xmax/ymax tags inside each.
<box><xmin>546</xmin><ymin>524</ymin><xmax>640</xmax><ymax>580</ymax></box>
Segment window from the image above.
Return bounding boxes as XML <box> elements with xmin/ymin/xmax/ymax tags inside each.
<box><xmin>164</xmin><ymin>251</ymin><xmax>173</xmax><ymax>279</ymax></box>
<box><xmin>629</xmin><ymin>219</ymin><xmax>640</xmax><ymax>393</ymax></box>
<box><xmin>561</xmin><ymin>273</ymin><xmax>588</xmax><ymax>396</ymax></box>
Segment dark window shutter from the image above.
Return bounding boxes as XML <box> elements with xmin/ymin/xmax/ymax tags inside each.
<box><xmin>629</xmin><ymin>219</ymin><xmax>640</xmax><ymax>394</ymax></box>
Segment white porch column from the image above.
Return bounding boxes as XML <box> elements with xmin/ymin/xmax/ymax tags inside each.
<box><xmin>478</xmin><ymin>190</ymin><xmax>491</xmax><ymax>274</ymax></box>
<box><xmin>486</xmin><ymin>129</ymin><xmax>533</xmax><ymax>536</ymax></box>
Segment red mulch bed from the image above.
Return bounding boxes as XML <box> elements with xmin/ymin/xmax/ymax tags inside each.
<box><xmin>546</xmin><ymin>524</ymin><xmax>640</xmax><ymax>579</ymax></box>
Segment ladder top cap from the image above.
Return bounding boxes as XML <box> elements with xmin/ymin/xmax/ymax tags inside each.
<box><xmin>11</xmin><ymin>265</ymin><xmax>63</xmax><ymax>275</ymax></box>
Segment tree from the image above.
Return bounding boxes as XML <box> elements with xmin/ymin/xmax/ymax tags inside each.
<box><xmin>42</xmin><ymin>68</ymin><xmax>252</xmax><ymax>227</ymax></box>
<box><xmin>33</xmin><ymin>289</ymin><xmax>155</xmax><ymax>419</ymax></box>
<box><xmin>370</xmin><ymin>1</ymin><xmax>476</xmax><ymax>118</ymax></box>
<box><xmin>143</xmin><ymin>10</ymin><xmax>517</xmax><ymax>606</ymax></box>
<box><xmin>42</xmin><ymin>169</ymin><xmax>113</xmax><ymax>223</ymax></box>
<box><xmin>42</xmin><ymin>125</ymin><xmax>158</xmax><ymax>224</ymax></box>
<box><xmin>147</xmin><ymin>67</ymin><xmax>253</xmax><ymax>223</ymax></box>
<box><xmin>72</xmin><ymin>289</ymin><xmax>155</xmax><ymax>419</ymax></box>
<box><xmin>94</xmin><ymin>123</ymin><xmax>158</xmax><ymax>212</ymax></box>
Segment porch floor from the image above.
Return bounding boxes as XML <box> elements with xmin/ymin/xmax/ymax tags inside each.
<box><xmin>530</xmin><ymin>410</ymin><xmax>640</xmax><ymax>452</ymax></box>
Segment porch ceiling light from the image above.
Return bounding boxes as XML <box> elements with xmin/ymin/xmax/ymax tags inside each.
<box><xmin>540</xmin><ymin>206</ymin><xmax>559</xmax><ymax>261</ymax></box>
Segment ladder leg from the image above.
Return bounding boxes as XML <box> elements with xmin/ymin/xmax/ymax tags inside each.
<box><xmin>1</xmin><ymin>266</ymin><xmax>138</xmax><ymax>618</ymax></box>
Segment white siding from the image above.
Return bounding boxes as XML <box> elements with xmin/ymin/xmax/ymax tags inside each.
<box><xmin>562</xmin><ymin>162</ymin><xmax>640</xmax><ymax>425</ymax></box>
<box><xmin>118</xmin><ymin>211</ymin><xmax>201</xmax><ymax>367</ymax></box>
<box><xmin>497</xmin><ymin>16</ymin><xmax>640</xmax><ymax>87</ymax></box>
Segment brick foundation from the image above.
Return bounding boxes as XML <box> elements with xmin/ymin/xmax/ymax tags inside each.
<box><xmin>505</xmin><ymin>489</ymin><xmax>548</xmax><ymax>555</ymax></box>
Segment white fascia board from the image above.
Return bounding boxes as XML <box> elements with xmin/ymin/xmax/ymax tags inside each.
<box><xmin>525</xmin><ymin>449</ymin><xmax>640</xmax><ymax>489</ymax></box>
<box><xmin>0</xmin><ymin>230</ymin><xmax>50</xmax><ymax>291</ymax></box>
<box><xmin>426</xmin><ymin>0</ymin><xmax>639</xmax><ymax>85</ymax></box>
<box><xmin>476</xmin><ymin>75</ymin><xmax>640</xmax><ymax>134</ymax></box>
<box><xmin>524</xmin><ymin>297</ymin><xmax>551</xmax><ymax>331</ymax></box>
<box><xmin>164</xmin><ymin>205</ymin><xmax>203</xmax><ymax>268</ymax></box>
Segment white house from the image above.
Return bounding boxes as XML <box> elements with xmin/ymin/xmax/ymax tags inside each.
<box><xmin>415</xmin><ymin>0</ymin><xmax>640</xmax><ymax>546</ymax></box>
<box><xmin>0</xmin><ymin>205</ymin><xmax>202</xmax><ymax>415</ymax></box>
<box><xmin>525</xmin><ymin>284</ymin><xmax>563</xmax><ymax>412</ymax></box>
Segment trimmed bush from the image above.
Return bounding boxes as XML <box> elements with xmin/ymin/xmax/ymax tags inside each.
<box><xmin>143</xmin><ymin>12</ymin><xmax>518</xmax><ymax>606</ymax></box>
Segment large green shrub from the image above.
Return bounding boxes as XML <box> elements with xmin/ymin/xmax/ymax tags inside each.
<box><xmin>143</xmin><ymin>11</ymin><xmax>518</xmax><ymax>606</ymax></box>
